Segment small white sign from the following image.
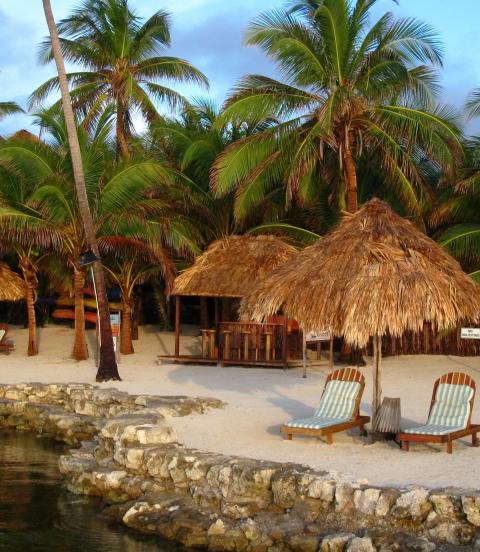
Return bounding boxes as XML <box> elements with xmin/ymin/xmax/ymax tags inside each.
<box><xmin>306</xmin><ymin>330</ymin><xmax>331</xmax><ymax>342</ymax></box>
<box><xmin>461</xmin><ymin>327</ymin><xmax>480</xmax><ymax>339</ymax></box>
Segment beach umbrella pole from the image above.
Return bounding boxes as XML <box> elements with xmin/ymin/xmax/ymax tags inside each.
<box><xmin>302</xmin><ymin>330</ymin><xmax>307</xmax><ymax>378</ymax></box>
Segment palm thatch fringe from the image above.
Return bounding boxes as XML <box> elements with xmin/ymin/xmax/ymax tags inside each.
<box><xmin>0</xmin><ymin>262</ymin><xmax>26</xmax><ymax>301</ymax></box>
<box><xmin>172</xmin><ymin>235</ymin><xmax>297</xmax><ymax>298</ymax></box>
<box><xmin>241</xmin><ymin>199</ymin><xmax>480</xmax><ymax>348</ymax></box>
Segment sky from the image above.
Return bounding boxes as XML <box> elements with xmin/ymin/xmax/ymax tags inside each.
<box><xmin>1</xmin><ymin>0</ymin><xmax>480</xmax><ymax>135</ymax></box>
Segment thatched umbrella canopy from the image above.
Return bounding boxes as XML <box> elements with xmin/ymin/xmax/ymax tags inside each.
<box><xmin>0</xmin><ymin>262</ymin><xmax>26</xmax><ymax>301</ymax></box>
<box><xmin>241</xmin><ymin>199</ymin><xmax>480</xmax><ymax>419</ymax></box>
<box><xmin>172</xmin><ymin>235</ymin><xmax>297</xmax><ymax>298</ymax></box>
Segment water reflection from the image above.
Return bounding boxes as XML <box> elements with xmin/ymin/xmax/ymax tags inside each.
<box><xmin>0</xmin><ymin>431</ymin><xmax>189</xmax><ymax>552</ymax></box>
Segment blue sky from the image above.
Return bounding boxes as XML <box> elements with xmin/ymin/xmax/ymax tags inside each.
<box><xmin>1</xmin><ymin>0</ymin><xmax>480</xmax><ymax>135</ymax></box>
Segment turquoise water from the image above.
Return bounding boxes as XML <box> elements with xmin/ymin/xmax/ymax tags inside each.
<box><xmin>0</xmin><ymin>431</ymin><xmax>188</xmax><ymax>552</ymax></box>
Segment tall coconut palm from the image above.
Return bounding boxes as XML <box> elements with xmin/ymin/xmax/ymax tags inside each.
<box><xmin>212</xmin><ymin>0</ymin><xmax>462</xmax><ymax>218</ymax></box>
<box><xmin>34</xmin><ymin>0</ymin><xmax>208</xmax><ymax>159</ymax></box>
<box><xmin>44</xmin><ymin>0</ymin><xmax>117</xmax><ymax>379</ymax></box>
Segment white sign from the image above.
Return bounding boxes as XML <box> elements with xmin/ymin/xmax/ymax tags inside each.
<box><xmin>461</xmin><ymin>328</ymin><xmax>480</xmax><ymax>339</ymax></box>
<box><xmin>306</xmin><ymin>330</ymin><xmax>331</xmax><ymax>342</ymax></box>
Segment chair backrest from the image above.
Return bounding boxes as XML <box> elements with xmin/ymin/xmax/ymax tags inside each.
<box><xmin>0</xmin><ymin>323</ymin><xmax>7</xmax><ymax>342</ymax></box>
<box><xmin>315</xmin><ymin>368</ymin><xmax>365</xmax><ymax>420</ymax></box>
<box><xmin>427</xmin><ymin>372</ymin><xmax>476</xmax><ymax>429</ymax></box>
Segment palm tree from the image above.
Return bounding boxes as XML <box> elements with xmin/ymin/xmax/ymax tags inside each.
<box><xmin>100</xmin><ymin>237</ymin><xmax>175</xmax><ymax>354</ymax></box>
<box><xmin>0</xmin><ymin>104</ymin><xmax>190</xmax><ymax>361</ymax></box>
<box><xmin>34</xmin><ymin>0</ymin><xmax>208</xmax><ymax>159</ymax></box>
<box><xmin>430</xmin><ymin>88</ymin><xmax>480</xmax><ymax>281</ymax></box>
<box><xmin>0</xmin><ymin>102</ymin><xmax>23</xmax><ymax>121</ymax></box>
<box><xmin>0</xmin><ymin>131</ymin><xmax>60</xmax><ymax>356</ymax></box>
<box><xmin>431</xmin><ymin>138</ymin><xmax>480</xmax><ymax>281</ymax></box>
<box><xmin>43</xmin><ymin>0</ymin><xmax>119</xmax><ymax>380</ymax></box>
<box><xmin>212</xmin><ymin>0</ymin><xmax>462</xmax><ymax>218</ymax></box>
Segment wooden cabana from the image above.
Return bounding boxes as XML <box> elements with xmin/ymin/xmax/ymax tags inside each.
<box><xmin>241</xmin><ymin>199</ymin><xmax>480</xmax><ymax>421</ymax></box>
<box><xmin>0</xmin><ymin>262</ymin><xmax>26</xmax><ymax>301</ymax></box>
<box><xmin>166</xmin><ymin>235</ymin><xmax>305</xmax><ymax>367</ymax></box>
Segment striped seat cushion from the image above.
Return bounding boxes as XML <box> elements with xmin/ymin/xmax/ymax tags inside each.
<box><xmin>403</xmin><ymin>423</ymin><xmax>465</xmax><ymax>436</ymax></box>
<box><xmin>285</xmin><ymin>379</ymin><xmax>361</xmax><ymax>430</ymax></box>
<box><xmin>286</xmin><ymin>416</ymin><xmax>349</xmax><ymax>430</ymax></box>
<box><xmin>404</xmin><ymin>383</ymin><xmax>474</xmax><ymax>436</ymax></box>
<box><xmin>0</xmin><ymin>329</ymin><xmax>5</xmax><ymax>341</ymax></box>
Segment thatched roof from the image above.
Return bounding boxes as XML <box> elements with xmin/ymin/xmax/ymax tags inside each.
<box><xmin>0</xmin><ymin>262</ymin><xmax>26</xmax><ymax>301</ymax></box>
<box><xmin>241</xmin><ymin>199</ymin><xmax>480</xmax><ymax>347</ymax></box>
<box><xmin>172</xmin><ymin>235</ymin><xmax>297</xmax><ymax>298</ymax></box>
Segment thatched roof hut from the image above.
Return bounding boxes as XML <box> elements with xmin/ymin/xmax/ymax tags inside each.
<box><xmin>241</xmin><ymin>199</ymin><xmax>480</xmax><ymax>418</ymax></box>
<box><xmin>172</xmin><ymin>235</ymin><xmax>297</xmax><ymax>298</ymax></box>
<box><xmin>0</xmin><ymin>262</ymin><xmax>26</xmax><ymax>301</ymax></box>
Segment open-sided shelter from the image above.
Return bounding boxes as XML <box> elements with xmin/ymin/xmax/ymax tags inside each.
<box><xmin>167</xmin><ymin>235</ymin><xmax>301</xmax><ymax>366</ymax></box>
<box><xmin>241</xmin><ymin>199</ymin><xmax>480</xmax><ymax>420</ymax></box>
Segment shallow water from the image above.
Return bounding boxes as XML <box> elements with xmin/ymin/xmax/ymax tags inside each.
<box><xmin>0</xmin><ymin>430</ymin><xmax>189</xmax><ymax>552</ymax></box>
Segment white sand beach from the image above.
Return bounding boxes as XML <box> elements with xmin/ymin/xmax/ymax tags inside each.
<box><xmin>2</xmin><ymin>324</ymin><xmax>480</xmax><ymax>490</ymax></box>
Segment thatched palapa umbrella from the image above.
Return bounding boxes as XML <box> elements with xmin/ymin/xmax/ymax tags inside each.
<box><xmin>171</xmin><ymin>235</ymin><xmax>297</xmax><ymax>358</ymax></box>
<box><xmin>241</xmin><ymin>199</ymin><xmax>480</xmax><ymax>420</ymax></box>
<box><xmin>0</xmin><ymin>262</ymin><xmax>26</xmax><ymax>301</ymax></box>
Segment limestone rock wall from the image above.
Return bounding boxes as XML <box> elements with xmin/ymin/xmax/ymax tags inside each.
<box><xmin>0</xmin><ymin>383</ymin><xmax>479</xmax><ymax>552</ymax></box>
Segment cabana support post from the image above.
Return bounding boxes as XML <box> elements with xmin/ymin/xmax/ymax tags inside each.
<box><xmin>174</xmin><ymin>295</ymin><xmax>181</xmax><ymax>357</ymax></box>
<box><xmin>372</xmin><ymin>335</ymin><xmax>382</xmax><ymax>422</ymax></box>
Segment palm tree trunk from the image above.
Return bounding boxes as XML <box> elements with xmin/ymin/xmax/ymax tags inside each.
<box><xmin>19</xmin><ymin>257</ymin><xmax>38</xmax><ymax>356</ymax></box>
<box><xmin>116</xmin><ymin>104</ymin><xmax>130</xmax><ymax>159</ymax></box>
<box><xmin>72</xmin><ymin>267</ymin><xmax>88</xmax><ymax>360</ymax></box>
<box><xmin>340</xmin><ymin>143</ymin><xmax>361</xmax><ymax>363</ymax></box>
<box><xmin>25</xmin><ymin>280</ymin><xmax>37</xmax><ymax>356</ymax></box>
<box><xmin>120</xmin><ymin>296</ymin><xmax>134</xmax><ymax>354</ymax></box>
<box><xmin>43</xmin><ymin>0</ymin><xmax>120</xmax><ymax>381</ymax></box>
<box><xmin>344</xmin><ymin>145</ymin><xmax>358</xmax><ymax>213</ymax></box>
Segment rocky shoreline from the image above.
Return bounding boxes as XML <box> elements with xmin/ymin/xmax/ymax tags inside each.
<box><xmin>0</xmin><ymin>383</ymin><xmax>479</xmax><ymax>551</ymax></box>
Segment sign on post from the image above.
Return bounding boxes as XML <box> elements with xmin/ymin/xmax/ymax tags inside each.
<box><xmin>461</xmin><ymin>327</ymin><xmax>480</xmax><ymax>339</ymax></box>
<box><xmin>305</xmin><ymin>330</ymin><xmax>331</xmax><ymax>342</ymax></box>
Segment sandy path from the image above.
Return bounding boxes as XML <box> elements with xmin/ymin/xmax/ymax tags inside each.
<box><xmin>2</xmin><ymin>324</ymin><xmax>480</xmax><ymax>490</ymax></box>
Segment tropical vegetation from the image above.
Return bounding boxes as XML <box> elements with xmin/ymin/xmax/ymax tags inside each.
<box><xmin>1</xmin><ymin>0</ymin><xmax>479</xmax><ymax>372</ymax></box>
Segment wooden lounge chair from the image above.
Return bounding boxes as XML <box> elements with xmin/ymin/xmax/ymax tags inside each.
<box><xmin>280</xmin><ymin>367</ymin><xmax>370</xmax><ymax>444</ymax></box>
<box><xmin>0</xmin><ymin>323</ymin><xmax>13</xmax><ymax>354</ymax></box>
<box><xmin>397</xmin><ymin>372</ymin><xmax>480</xmax><ymax>454</ymax></box>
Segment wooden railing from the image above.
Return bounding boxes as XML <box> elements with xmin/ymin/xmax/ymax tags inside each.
<box><xmin>218</xmin><ymin>321</ymin><xmax>284</xmax><ymax>363</ymax></box>
<box><xmin>199</xmin><ymin>320</ymin><xmax>303</xmax><ymax>365</ymax></box>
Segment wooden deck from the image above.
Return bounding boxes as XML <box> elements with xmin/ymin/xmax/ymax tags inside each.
<box><xmin>158</xmin><ymin>354</ymin><xmax>289</xmax><ymax>368</ymax></box>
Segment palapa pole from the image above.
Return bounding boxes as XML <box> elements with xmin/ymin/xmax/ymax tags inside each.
<box><xmin>214</xmin><ymin>298</ymin><xmax>220</xmax><ymax>359</ymax></box>
<box><xmin>329</xmin><ymin>336</ymin><xmax>334</xmax><ymax>368</ymax></box>
<box><xmin>372</xmin><ymin>335</ymin><xmax>382</xmax><ymax>422</ymax></box>
<box><xmin>302</xmin><ymin>330</ymin><xmax>307</xmax><ymax>378</ymax></box>
<box><xmin>174</xmin><ymin>296</ymin><xmax>181</xmax><ymax>357</ymax></box>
